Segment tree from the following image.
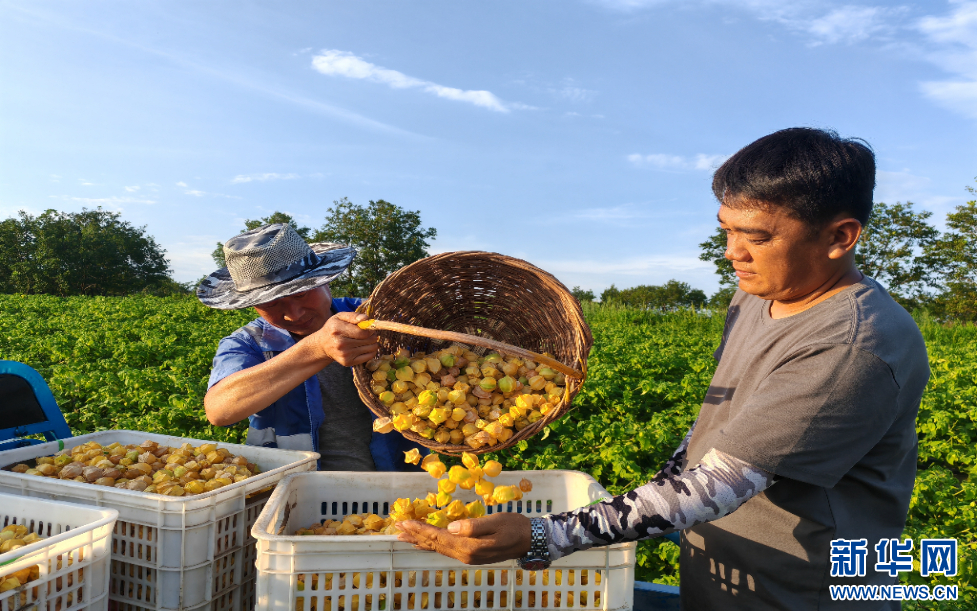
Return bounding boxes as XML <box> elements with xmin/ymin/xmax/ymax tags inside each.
<box><xmin>312</xmin><ymin>198</ymin><xmax>437</xmax><ymax>297</ymax></box>
<box><xmin>928</xmin><ymin>180</ymin><xmax>977</xmax><ymax>321</ymax></box>
<box><xmin>707</xmin><ymin>286</ymin><xmax>737</xmax><ymax>309</ymax></box>
<box><xmin>211</xmin><ymin>211</ymin><xmax>312</xmax><ymax>268</ymax></box>
<box><xmin>855</xmin><ymin>201</ymin><xmax>939</xmax><ymax>305</ymax></box>
<box><xmin>571</xmin><ymin>286</ymin><xmax>595</xmax><ymax>302</ymax></box>
<box><xmin>0</xmin><ymin>208</ymin><xmax>171</xmax><ymax>296</ymax></box>
<box><xmin>600</xmin><ymin>284</ymin><xmax>621</xmax><ymax>304</ymax></box>
<box><xmin>699</xmin><ymin>226</ymin><xmax>736</xmax><ymax>287</ymax></box>
<box><xmin>600</xmin><ymin>280</ymin><xmax>706</xmax><ymax>310</ymax></box>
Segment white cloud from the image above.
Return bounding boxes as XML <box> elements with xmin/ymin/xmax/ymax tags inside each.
<box><xmin>185</xmin><ymin>190</ymin><xmax>206</xmax><ymax>197</ymax></box>
<box><xmin>627</xmin><ymin>152</ymin><xmax>729</xmax><ymax>171</ymax></box>
<box><xmin>591</xmin><ymin>1</ymin><xmax>906</xmax><ymax>46</ymax></box>
<box><xmin>311</xmin><ymin>49</ymin><xmax>514</xmax><ymax>112</ymax></box>
<box><xmin>176</xmin><ymin>181</ymin><xmax>188</xmax><ymax>187</ymax></box>
<box><xmin>876</xmin><ymin>168</ymin><xmax>965</xmax><ymax>214</ymax></box>
<box><xmin>917</xmin><ymin>0</ymin><xmax>977</xmax><ymax>119</ymax></box>
<box><xmin>50</xmin><ymin>174</ymin><xmax>61</xmax><ymax>183</ymax></box>
<box><xmin>554</xmin><ymin>78</ymin><xmax>598</xmax><ymax>103</ymax></box>
<box><xmin>231</xmin><ymin>173</ymin><xmax>300</xmax><ymax>184</ymax></box>
<box><xmin>124</xmin><ymin>185</ymin><xmax>140</xmax><ymax>192</ymax></box>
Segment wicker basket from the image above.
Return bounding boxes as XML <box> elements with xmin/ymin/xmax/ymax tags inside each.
<box><xmin>352</xmin><ymin>251</ymin><xmax>593</xmax><ymax>455</ymax></box>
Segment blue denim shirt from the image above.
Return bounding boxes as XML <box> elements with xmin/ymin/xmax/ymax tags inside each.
<box><xmin>207</xmin><ymin>297</ymin><xmax>425</xmax><ymax>471</ymax></box>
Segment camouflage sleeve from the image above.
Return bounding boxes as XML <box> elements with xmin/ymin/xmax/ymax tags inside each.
<box><xmin>656</xmin><ymin>420</ymin><xmax>697</xmax><ymax>478</ymax></box>
<box><xmin>541</xmin><ymin>448</ymin><xmax>777</xmax><ymax>560</ymax></box>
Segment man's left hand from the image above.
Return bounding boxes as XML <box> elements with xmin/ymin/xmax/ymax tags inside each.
<box><xmin>396</xmin><ymin>512</ymin><xmax>533</xmax><ymax>565</ymax></box>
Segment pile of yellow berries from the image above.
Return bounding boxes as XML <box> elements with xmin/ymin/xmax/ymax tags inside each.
<box><xmin>366</xmin><ymin>345</ymin><xmax>567</xmax><ymax>449</ymax></box>
<box><xmin>294</xmin><ymin>451</ymin><xmax>531</xmax><ymax>536</ymax></box>
<box><xmin>9</xmin><ymin>440</ymin><xmax>261</xmax><ymax>497</ymax></box>
<box><xmin>0</xmin><ymin>525</ymin><xmax>44</xmax><ymax>594</ymax></box>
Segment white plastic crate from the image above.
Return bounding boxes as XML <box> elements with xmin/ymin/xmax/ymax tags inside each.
<box><xmin>252</xmin><ymin>471</ymin><xmax>636</xmax><ymax>611</ymax></box>
<box><xmin>0</xmin><ymin>431</ymin><xmax>318</xmax><ymax>611</ymax></box>
<box><xmin>0</xmin><ymin>492</ymin><xmax>118</xmax><ymax>611</ymax></box>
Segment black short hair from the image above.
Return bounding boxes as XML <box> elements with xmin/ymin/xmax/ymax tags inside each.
<box><xmin>712</xmin><ymin>127</ymin><xmax>875</xmax><ymax>226</ymax></box>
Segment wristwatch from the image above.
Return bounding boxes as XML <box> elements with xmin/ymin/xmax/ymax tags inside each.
<box><xmin>518</xmin><ymin>517</ymin><xmax>551</xmax><ymax>571</ymax></box>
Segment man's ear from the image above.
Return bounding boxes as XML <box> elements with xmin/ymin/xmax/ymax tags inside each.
<box><xmin>826</xmin><ymin>217</ymin><xmax>862</xmax><ymax>260</ymax></box>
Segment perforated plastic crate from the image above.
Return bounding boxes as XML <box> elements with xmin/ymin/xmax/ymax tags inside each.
<box><xmin>0</xmin><ymin>492</ymin><xmax>118</xmax><ymax>611</ymax></box>
<box><xmin>252</xmin><ymin>471</ymin><xmax>636</xmax><ymax>611</ymax></box>
<box><xmin>0</xmin><ymin>431</ymin><xmax>318</xmax><ymax>611</ymax></box>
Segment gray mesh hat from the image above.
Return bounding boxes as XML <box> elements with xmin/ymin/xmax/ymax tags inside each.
<box><xmin>196</xmin><ymin>223</ymin><xmax>356</xmax><ymax>310</ymax></box>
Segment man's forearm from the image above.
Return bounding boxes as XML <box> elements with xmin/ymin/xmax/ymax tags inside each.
<box><xmin>204</xmin><ymin>340</ymin><xmax>332</xmax><ymax>426</ymax></box>
<box><xmin>542</xmin><ymin>448</ymin><xmax>776</xmax><ymax>560</ymax></box>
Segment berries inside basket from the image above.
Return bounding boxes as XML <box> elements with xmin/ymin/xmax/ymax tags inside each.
<box><xmin>352</xmin><ymin>251</ymin><xmax>593</xmax><ymax>456</ymax></box>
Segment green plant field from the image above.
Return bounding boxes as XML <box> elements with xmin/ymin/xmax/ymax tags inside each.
<box><xmin>0</xmin><ymin>295</ymin><xmax>973</xmax><ymax>607</ymax></box>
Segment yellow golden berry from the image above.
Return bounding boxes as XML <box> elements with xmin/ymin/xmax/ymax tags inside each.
<box><xmin>475</xmin><ymin>479</ymin><xmax>494</xmax><ymax>497</ymax></box>
<box><xmin>438</xmin><ymin>479</ymin><xmax>456</xmax><ymax>494</ymax></box>
<box><xmin>426</xmin><ymin>510</ymin><xmax>450</xmax><ymax>528</ymax></box>
<box><xmin>372</xmin><ymin>417</ymin><xmax>394</xmax><ymax>434</ymax></box>
<box><xmin>417</xmin><ymin>390</ymin><xmax>438</xmax><ymax>407</ymax></box>
<box><xmin>528</xmin><ymin>375</ymin><xmax>546</xmax><ymax>390</ymax></box>
<box><xmin>492</xmin><ymin>485</ymin><xmax>518</xmax><ymax>504</ymax></box>
<box><xmin>411</xmin><ymin>360</ymin><xmax>427</xmax><ymax>374</ymax></box>
<box><xmin>461</xmin><ymin>452</ymin><xmax>479</xmax><ymax>470</ymax></box>
<box><xmin>519</xmin><ymin>478</ymin><xmax>533</xmax><ymax>492</ymax></box>
<box><xmin>449</xmin><ymin>430</ymin><xmax>465</xmax><ymax>445</ymax></box>
<box><xmin>378</xmin><ymin>391</ymin><xmax>395</xmax><ymax>405</ymax></box>
<box><xmin>425</xmin><ymin>357</ymin><xmax>442</xmax><ymax>374</ymax></box>
<box><xmin>404</xmin><ymin>449</ymin><xmax>421</xmax><ymax>465</ymax></box>
<box><xmin>445</xmin><ymin>500</ymin><xmax>468</xmax><ymax>521</ymax></box>
<box><xmin>392</xmin><ymin>380</ymin><xmax>409</xmax><ymax>394</ymax></box>
<box><xmin>392</xmin><ymin>414</ymin><xmax>412</xmax><ymax>431</ymax></box>
<box><xmin>434</xmin><ymin>429</ymin><xmax>451</xmax><ymax>444</ymax></box>
<box><xmin>436</xmin><ymin>491</ymin><xmax>453</xmax><ymax>507</ymax></box>
<box><xmin>466</xmin><ymin>500</ymin><xmax>487</xmax><ymax>518</ymax></box>
<box><xmin>447</xmin><ymin>465</ymin><xmax>471</xmax><ymax>485</ymax></box>
<box><xmin>483</xmin><ymin>460</ymin><xmax>503</xmax><ymax>478</ymax></box>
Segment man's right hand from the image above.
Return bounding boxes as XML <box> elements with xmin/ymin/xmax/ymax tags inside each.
<box><xmin>309</xmin><ymin>311</ymin><xmax>380</xmax><ymax>367</ymax></box>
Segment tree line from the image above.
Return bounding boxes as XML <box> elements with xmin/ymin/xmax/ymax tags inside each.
<box><xmin>3</xmin><ymin>179</ymin><xmax>975</xmax><ymax>321</ymax></box>
<box><xmin>0</xmin><ymin>198</ymin><xmax>436</xmax><ymax>299</ymax></box>
<box><xmin>575</xmin><ymin>180</ymin><xmax>977</xmax><ymax>320</ymax></box>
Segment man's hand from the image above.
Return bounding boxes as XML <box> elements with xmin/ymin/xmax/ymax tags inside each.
<box><xmin>310</xmin><ymin>312</ymin><xmax>379</xmax><ymax>367</ymax></box>
<box><xmin>396</xmin><ymin>512</ymin><xmax>532</xmax><ymax>565</ymax></box>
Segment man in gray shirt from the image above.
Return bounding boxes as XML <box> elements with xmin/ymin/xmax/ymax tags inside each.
<box><xmin>397</xmin><ymin>128</ymin><xmax>930</xmax><ymax>610</ymax></box>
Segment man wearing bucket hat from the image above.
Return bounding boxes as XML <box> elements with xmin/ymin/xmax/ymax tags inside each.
<box><xmin>198</xmin><ymin>223</ymin><xmax>425</xmax><ymax>471</ymax></box>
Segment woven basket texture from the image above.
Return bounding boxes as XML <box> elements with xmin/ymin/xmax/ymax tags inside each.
<box><xmin>353</xmin><ymin>251</ymin><xmax>593</xmax><ymax>455</ymax></box>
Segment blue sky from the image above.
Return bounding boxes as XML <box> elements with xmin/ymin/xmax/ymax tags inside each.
<box><xmin>2</xmin><ymin>0</ymin><xmax>975</xmax><ymax>296</ymax></box>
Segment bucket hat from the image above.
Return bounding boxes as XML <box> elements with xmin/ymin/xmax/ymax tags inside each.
<box><xmin>196</xmin><ymin>223</ymin><xmax>355</xmax><ymax>310</ymax></box>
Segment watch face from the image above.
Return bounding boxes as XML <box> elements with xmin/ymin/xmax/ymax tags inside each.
<box><xmin>521</xmin><ymin>559</ymin><xmax>549</xmax><ymax>571</ymax></box>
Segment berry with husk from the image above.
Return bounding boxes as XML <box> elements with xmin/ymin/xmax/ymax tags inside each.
<box><xmin>404</xmin><ymin>449</ymin><xmax>421</xmax><ymax>465</ymax></box>
<box><xmin>461</xmin><ymin>452</ymin><xmax>480</xmax><ymax>470</ymax></box>
<box><xmin>483</xmin><ymin>460</ymin><xmax>502</xmax><ymax>478</ymax></box>
<box><xmin>447</xmin><ymin>465</ymin><xmax>472</xmax><ymax>485</ymax></box>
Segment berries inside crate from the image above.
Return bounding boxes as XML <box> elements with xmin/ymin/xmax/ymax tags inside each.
<box><xmin>252</xmin><ymin>471</ymin><xmax>636</xmax><ymax>611</ymax></box>
<box><xmin>0</xmin><ymin>492</ymin><xmax>118</xmax><ymax>611</ymax></box>
<box><xmin>0</xmin><ymin>431</ymin><xmax>318</xmax><ymax>611</ymax></box>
